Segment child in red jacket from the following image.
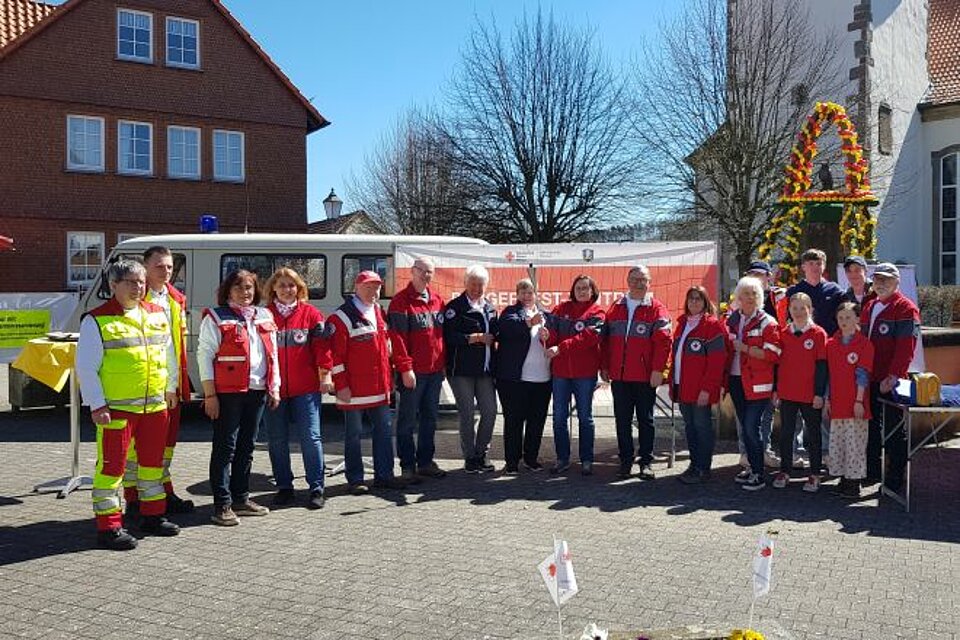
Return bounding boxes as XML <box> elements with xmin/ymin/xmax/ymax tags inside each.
<box><xmin>772</xmin><ymin>292</ymin><xmax>827</xmax><ymax>492</ymax></box>
<box><xmin>826</xmin><ymin>301</ymin><xmax>874</xmax><ymax>497</ymax></box>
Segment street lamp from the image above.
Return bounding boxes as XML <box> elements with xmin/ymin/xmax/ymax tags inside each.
<box><xmin>322</xmin><ymin>188</ymin><xmax>343</xmax><ymax>220</ymax></box>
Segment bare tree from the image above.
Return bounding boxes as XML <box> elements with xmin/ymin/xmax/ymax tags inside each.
<box><xmin>632</xmin><ymin>0</ymin><xmax>844</xmax><ymax>273</ymax></box>
<box><xmin>441</xmin><ymin>10</ymin><xmax>641</xmax><ymax>243</ymax></box>
<box><xmin>349</xmin><ymin>108</ymin><xmax>479</xmax><ymax>236</ymax></box>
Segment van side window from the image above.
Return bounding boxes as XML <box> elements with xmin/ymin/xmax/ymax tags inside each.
<box><xmin>342</xmin><ymin>255</ymin><xmax>394</xmax><ymax>298</ymax></box>
<box><xmin>97</xmin><ymin>252</ymin><xmax>186</xmax><ymax>298</ymax></box>
<box><xmin>220</xmin><ymin>254</ymin><xmax>327</xmax><ymax>300</ymax></box>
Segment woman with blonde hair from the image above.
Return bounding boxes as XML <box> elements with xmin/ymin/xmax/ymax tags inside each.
<box><xmin>262</xmin><ymin>267</ymin><xmax>332</xmax><ymax>509</ymax></box>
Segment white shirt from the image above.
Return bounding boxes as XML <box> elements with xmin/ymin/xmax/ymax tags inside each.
<box><xmin>352</xmin><ymin>296</ymin><xmax>379</xmax><ymax>328</ymax></box>
<box><xmin>520</xmin><ymin>306</ymin><xmax>551</xmax><ymax>383</ymax></box>
<box><xmin>673</xmin><ymin>314</ymin><xmax>701</xmax><ymax>384</ymax></box>
<box><xmin>467</xmin><ymin>295</ymin><xmax>491</xmax><ymax>371</ymax></box>
<box><xmin>197</xmin><ymin>308</ymin><xmax>280</xmax><ymax>394</ymax></box>
<box><xmin>730</xmin><ymin>309</ymin><xmax>759</xmax><ymax>377</ymax></box>
<box><xmin>76</xmin><ymin>305</ymin><xmax>178</xmax><ymax>410</ymax></box>
<box><xmin>868</xmin><ymin>300</ymin><xmax>888</xmax><ymax>337</ymax></box>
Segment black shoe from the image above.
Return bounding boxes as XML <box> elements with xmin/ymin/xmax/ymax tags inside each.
<box><xmin>372</xmin><ymin>477</ymin><xmax>407</xmax><ymax>490</ymax></box>
<box><xmin>273</xmin><ymin>488</ymin><xmax>295</xmax><ymax>506</ymax></box>
<box><xmin>843</xmin><ymin>479</ymin><xmax>861</xmax><ymax>498</ymax></box>
<box><xmin>521</xmin><ymin>459</ymin><xmax>543</xmax><ymax>472</ymax></box>
<box><xmin>140</xmin><ymin>515</ymin><xmax>180</xmax><ymax>537</ymax></box>
<box><xmin>124</xmin><ymin>500</ymin><xmax>140</xmax><ymax>520</ymax></box>
<box><xmin>831</xmin><ymin>479</ymin><xmax>849</xmax><ymax>496</ymax></box>
<box><xmin>464</xmin><ymin>458</ymin><xmax>481</xmax><ymax>474</ymax></box>
<box><xmin>477</xmin><ymin>457</ymin><xmax>495</xmax><ymax>473</ymax></box>
<box><xmin>97</xmin><ymin>527</ymin><xmax>138</xmax><ymax>551</ymax></box>
<box><xmin>862</xmin><ymin>476</ymin><xmax>881</xmax><ymax>487</ymax></box>
<box><xmin>616</xmin><ymin>463</ymin><xmax>633</xmax><ymax>479</ymax></box>
<box><xmin>502</xmin><ymin>464</ymin><xmax>520</xmax><ymax>476</ymax></box>
<box><xmin>165</xmin><ymin>493</ymin><xmax>195</xmax><ymax>514</ymax></box>
<box><xmin>307</xmin><ymin>490</ymin><xmax>325</xmax><ymax>509</ymax></box>
<box><xmin>637</xmin><ymin>463</ymin><xmax>656</xmax><ymax>481</ymax></box>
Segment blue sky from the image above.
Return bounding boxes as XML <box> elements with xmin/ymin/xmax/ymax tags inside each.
<box><xmin>218</xmin><ymin>1</ymin><xmax>686</xmax><ymax>222</ymax></box>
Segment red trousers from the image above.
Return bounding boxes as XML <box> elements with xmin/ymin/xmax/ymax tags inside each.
<box><xmin>93</xmin><ymin>410</ymin><xmax>167</xmax><ymax>531</ymax></box>
<box><xmin>124</xmin><ymin>403</ymin><xmax>181</xmax><ymax>503</ymax></box>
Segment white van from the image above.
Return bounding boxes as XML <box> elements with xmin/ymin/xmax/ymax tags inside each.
<box><xmin>74</xmin><ymin>233</ymin><xmax>487</xmax><ymax>396</ymax></box>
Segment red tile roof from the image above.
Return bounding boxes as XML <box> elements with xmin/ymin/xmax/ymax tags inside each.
<box><xmin>928</xmin><ymin>0</ymin><xmax>960</xmax><ymax>105</ymax></box>
<box><xmin>0</xmin><ymin>0</ymin><xmax>57</xmax><ymax>49</ymax></box>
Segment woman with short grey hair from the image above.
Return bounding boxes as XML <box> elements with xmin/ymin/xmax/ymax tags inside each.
<box><xmin>442</xmin><ymin>264</ymin><xmax>499</xmax><ymax>473</ymax></box>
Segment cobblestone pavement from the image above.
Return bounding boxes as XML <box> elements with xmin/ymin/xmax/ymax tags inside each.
<box><xmin>1</xmin><ymin>393</ymin><xmax>959</xmax><ymax>639</ymax></box>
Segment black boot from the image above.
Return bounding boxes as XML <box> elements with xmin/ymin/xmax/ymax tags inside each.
<box><xmin>165</xmin><ymin>492</ymin><xmax>195</xmax><ymax>513</ymax></box>
<box><xmin>831</xmin><ymin>478</ymin><xmax>849</xmax><ymax>496</ymax></box>
<box><xmin>844</xmin><ymin>478</ymin><xmax>861</xmax><ymax>498</ymax></box>
<box><xmin>140</xmin><ymin>515</ymin><xmax>180</xmax><ymax>537</ymax></box>
<box><xmin>97</xmin><ymin>527</ymin><xmax>138</xmax><ymax>551</ymax></box>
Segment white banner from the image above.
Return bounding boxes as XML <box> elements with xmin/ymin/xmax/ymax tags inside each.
<box><xmin>0</xmin><ymin>293</ymin><xmax>79</xmax><ymax>363</ymax></box>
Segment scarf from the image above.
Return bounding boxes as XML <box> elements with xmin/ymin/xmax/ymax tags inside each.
<box><xmin>275</xmin><ymin>300</ymin><xmax>298</xmax><ymax>318</ymax></box>
<box><xmin>229</xmin><ymin>303</ymin><xmax>256</xmax><ymax>321</ymax></box>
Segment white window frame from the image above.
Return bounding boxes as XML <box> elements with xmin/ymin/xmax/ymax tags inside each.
<box><xmin>66</xmin><ymin>115</ymin><xmax>105</xmax><ymax>172</ymax></box>
<box><xmin>213</xmin><ymin>129</ymin><xmax>245</xmax><ymax>183</ymax></box>
<box><xmin>117</xmin><ymin>8</ymin><xmax>153</xmax><ymax>63</ymax></box>
<box><xmin>167</xmin><ymin>125</ymin><xmax>201</xmax><ymax>180</ymax></box>
<box><xmin>165</xmin><ymin>16</ymin><xmax>200</xmax><ymax>69</ymax></box>
<box><xmin>940</xmin><ymin>152</ymin><xmax>959</xmax><ymax>284</ymax></box>
<box><xmin>116</xmin><ymin>233</ymin><xmax>142</xmax><ymax>245</ymax></box>
<box><xmin>118</xmin><ymin>120</ymin><xmax>154</xmax><ymax>176</ymax></box>
<box><xmin>66</xmin><ymin>231</ymin><xmax>105</xmax><ymax>288</ymax></box>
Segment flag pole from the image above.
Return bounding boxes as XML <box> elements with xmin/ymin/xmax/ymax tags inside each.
<box><xmin>553</xmin><ymin>535</ymin><xmax>563</xmax><ymax>640</ymax></box>
<box><xmin>748</xmin><ymin>595</ymin><xmax>755</xmax><ymax>630</ymax></box>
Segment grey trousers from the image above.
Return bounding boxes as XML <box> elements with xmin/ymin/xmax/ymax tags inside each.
<box><xmin>450</xmin><ymin>375</ymin><xmax>497</xmax><ymax>461</ymax></box>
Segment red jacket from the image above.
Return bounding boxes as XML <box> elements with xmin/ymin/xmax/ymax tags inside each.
<box><xmin>327</xmin><ymin>298</ymin><xmax>394</xmax><ymax>410</ymax></box>
<box><xmin>725</xmin><ymin>310</ymin><xmax>781</xmax><ymax>400</ymax></box>
<box><xmin>546</xmin><ymin>300</ymin><xmax>605</xmax><ymax>379</ymax></box>
<box><xmin>601</xmin><ymin>295</ymin><xmax>672</xmax><ymax>382</ymax></box>
<box><xmin>387</xmin><ymin>282</ymin><xmax>445</xmax><ymax>374</ymax></box>
<box><xmin>267</xmin><ymin>301</ymin><xmax>331</xmax><ymax>399</ymax></box>
<box><xmin>667</xmin><ymin>314</ymin><xmax>728</xmax><ymax>404</ymax></box>
<box><xmin>776</xmin><ymin>324</ymin><xmax>828</xmax><ymax>404</ymax></box>
<box><xmin>203</xmin><ymin>306</ymin><xmax>277</xmax><ymax>394</ymax></box>
<box><xmin>827</xmin><ymin>332</ymin><xmax>874</xmax><ymax>420</ymax></box>
<box><xmin>860</xmin><ymin>291</ymin><xmax>919</xmax><ymax>382</ymax></box>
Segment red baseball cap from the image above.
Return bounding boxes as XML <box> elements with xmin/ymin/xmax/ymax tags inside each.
<box><xmin>355</xmin><ymin>270</ymin><xmax>383</xmax><ymax>285</ymax></box>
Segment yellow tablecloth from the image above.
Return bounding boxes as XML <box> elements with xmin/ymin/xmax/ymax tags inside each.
<box><xmin>12</xmin><ymin>339</ymin><xmax>76</xmax><ymax>392</ymax></box>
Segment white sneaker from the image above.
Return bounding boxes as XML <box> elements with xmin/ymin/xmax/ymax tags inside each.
<box><xmin>772</xmin><ymin>472</ymin><xmax>789</xmax><ymax>489</ymax></box>
<box><xmin>741</xmin><ymin>473</ymin><xmax>766</xmax><ymax>491</ymax></box>
<box><xmin>764</xmin><ymin>450</ymin><xmax>780</xmax><ymax>468</ymax></box>
<box><xmin>803</xmin><ymin>475</ymin><xmax>821</xmax><ymax>493</ymax></box>
<box><xmin>793</xmin><ymin>455</ymin><xmax>807</xmax><ymax>469</ymax></box>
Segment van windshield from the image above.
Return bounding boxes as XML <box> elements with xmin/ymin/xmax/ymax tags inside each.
<box><xmin>220</xmin><ymin>254</ymin><xmax>327</xmax><ymax>300</ymax></box>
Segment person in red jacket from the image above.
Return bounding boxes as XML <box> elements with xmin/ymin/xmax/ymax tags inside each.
<box><xmin>826</xmin><ymin>301</ymin><xmax>874</xmax><ymax>497</ymax></box>
<box><xmin>860</xmin><ymin>262</ymin><xmax>920</xmax><ymax>492</ymax></box>
<box><xmin>600</xmin><ymin>265</ymin><xmax>672</xmax><ymax>480</ymax></box>
<box><xmin>545</xmin><ymin>275</ymin><xmax>605</xmax><ymax>475</ymax></box>
<box><xmin>388</xmin><ymin>257</ymin><xmax>447</xmax><ymax>482</ymax></box>
<box><xmin>263</xmin><ymin>267</ymin><xmax>332</xmax><ymax>510</ymax></box>
<box><xmin>772</xmin><ymin>292</ymin><xmax>827</xmax><ymax>493</ymax></box>
<box><xmin>327</xmin><ymin>270</ymin><xmax>404</xmax><ymax>494</ymax></box>
<box><xmin>726</xmin><ymin>276</ymin><xmax>781</xmax><ymax>491</ymax></box>
<box><xmin>668</xmin><ymin>286</ymin><xmax>727</xmax><ymax>484</ymax></box>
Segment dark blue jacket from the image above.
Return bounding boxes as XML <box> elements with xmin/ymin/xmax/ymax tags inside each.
<box><xmin>786</xmin><ymin>279</ymin><xmax>844</xmax><ymax>336</ymax></box>
<box><xmin>442</xmin><ymin>293</ymin><xmax>499</xmax><ymax>377</ymax></box>
<box><xmin>495</xmin><ymin>303</ymin><xmax>550</xmax><ymax>382</ymax></box>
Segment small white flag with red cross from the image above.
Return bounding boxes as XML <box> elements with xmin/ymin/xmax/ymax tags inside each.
<box><xmin>538</xmin><ymin>539</ymin><xmax>579</xmax><ymax>606</ymax></box>
<box><xmin>752</xmin><ymin>534</ymin><xmax>774</xmax><ymax>598</ymax></box>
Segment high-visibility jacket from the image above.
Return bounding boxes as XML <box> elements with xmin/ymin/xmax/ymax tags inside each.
<box><xmin>546</xmin><ymin>300</ymin><xmax>605</xmax><ymax>379</ymax></box>
<box><xmin>860</xmin><ymin>291</ymin><xmax>920</xmax><ymax>382</ymax></box>
<box><xmin>826</xmin><ymin>333</ymin><xmax>874</xmax><ymax>420</ymax></box>
<box><xmin>203</xmin><ymin>306</ymin><xmax>277</xmax><ymax>394</ymax></box>
<box><xmin>601</xmin><ymin>295</ymin><xmax>672</xmax><ymax>382</ymax></box>
<box><xmin>86</xmin><ymin>298</ymin><xmax>170</xmax><ymax>414</ymax></box>
<box><xmin>327</xmin><ymin>298</ymin><xmax>394</xmax><ymax>410</ymax></box>
<box><xmin>725</xmin><ymin>309</ymin><xmax>781</xmax><ymax>400</ymax></box>
<box><xmin>145</xmin><ymin>283</ymin><xmax>190</xmax><ymax>400</ymax></box>
<box><xmin>387</xmin><ymin>282</ymin><xmax>445</xmax><ymax>374</ymax></box>
<box><xmin>267</xmin><ymin>301</ymin><xmax>331</xmax><ymax>399</ymax></box>
<box><xmin>668</xmin><ymin>314</ymin><xmax>728</xmax><ymax>405</ymax></box>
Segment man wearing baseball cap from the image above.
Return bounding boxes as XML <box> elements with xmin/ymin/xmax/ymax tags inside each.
<box><xmin>841</xmin><ymin>256</ymin><xmax>875</xmax><ymax>306</ymax></box>
<box><xmin>859</xmin><ymin>262</ymin><xmax>919</xmax><ymax>492</ymax></box>
<box><xmin>325</xmin><ymin>270</ymin><xmax>405</xmax><ymax>493</ymax></box>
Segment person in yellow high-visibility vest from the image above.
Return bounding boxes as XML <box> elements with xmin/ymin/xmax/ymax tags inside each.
<box><xmin>123</xmin><ymin>246</ymin><xmax>194</xmax><ymax>516</ymax></box>
<box><xmin>76</xmin><ymin>259</ymin><xmax>181</xmax><ymax>550</ymax></box>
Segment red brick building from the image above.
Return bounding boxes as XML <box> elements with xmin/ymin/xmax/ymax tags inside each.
<box><xmin>0</xmin><ymin>0</ymin><xmax>328</xmax><ymax>292</ymax></box>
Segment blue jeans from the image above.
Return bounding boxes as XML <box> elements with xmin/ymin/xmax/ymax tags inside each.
<box><xmin>678</xmin><ymin>403</ymin><xmax>714</xmax><ymax>472</ymax></box>
<box><xmin>210</xmin><ymin>390</ymin><xmax>266</xmax><ymax>506</ymax></box>
<box><xmin>395</xmin><ymin>371</ymin><xmax>444</xmax><ymax>470</ymax></box>
<box><xmin>552</xmin><ymin>377</ymin><xmax>597</xmax><ymax>464</ymax></box>
<box><xmin>343</xmin><ymin>405</ymin><xmax>394</xmax><ymax>484</ymax></box>
<box><xmin>737</xmin><ymin>400</ymin><xmax>774</xmax><ymax>455</ymax></box>
<box><xmin>728</xmin><ymin>376</ymin><xmax>766</xmax><ymax>477</ymax></box>
<box><xmin>264</xmin><ymin>392</ymin><xmax>324</xmax><ymax>493</ymax></box>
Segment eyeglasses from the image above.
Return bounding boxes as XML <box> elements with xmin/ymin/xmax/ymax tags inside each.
<box><xmin>121</xmin><ymin>279</ymin><xmax>146</xmax><ymax>287</ymax></box>
<box><xmin>413</xmin><ymin>266</ymin><xmax>435</xmax><ymax>275</ymax></box>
